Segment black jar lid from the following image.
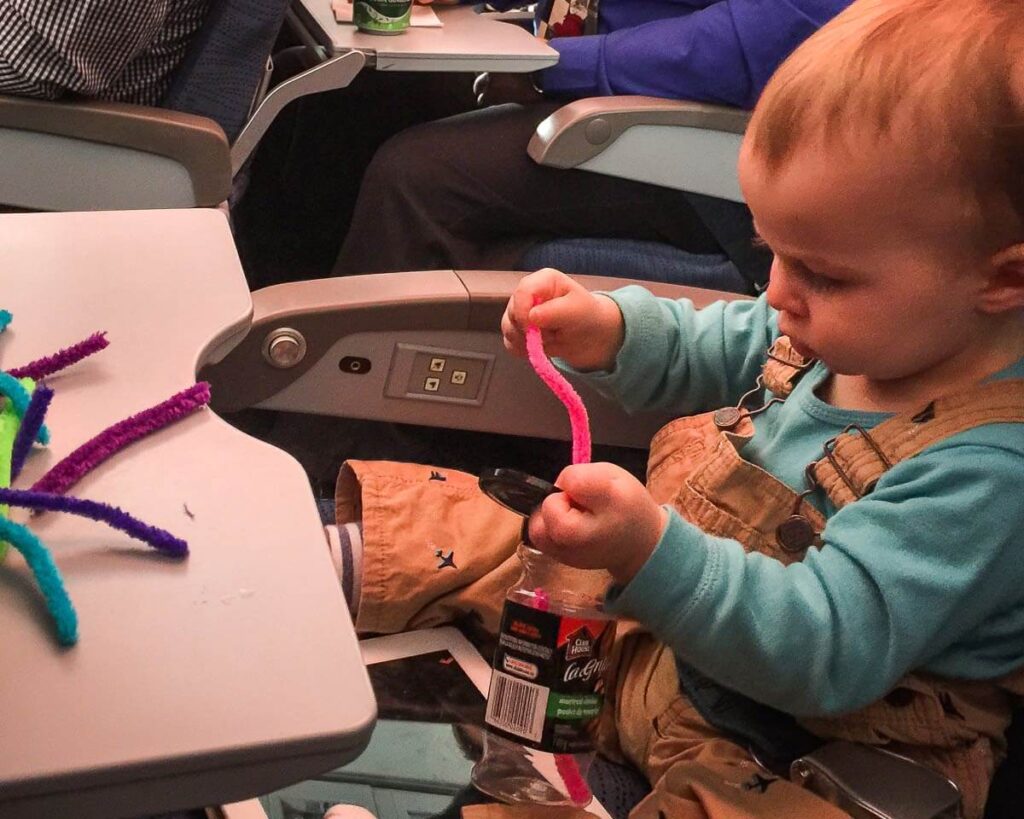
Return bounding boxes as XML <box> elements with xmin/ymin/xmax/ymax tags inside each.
<box><xmin>478</xmin><ymin>468</ymin><xmax>561</xmax><ymax>517</ymax></box>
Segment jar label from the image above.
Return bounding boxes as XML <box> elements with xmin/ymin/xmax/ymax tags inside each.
<box><xmin>484</xmin><ymin>600</ymin><xmax>614</xmax><ymax>753</ymax></box>
<box><xmin>353</xmin><ymin>0</ymin><xmax>412</xmax><ymax>32</ymax></box>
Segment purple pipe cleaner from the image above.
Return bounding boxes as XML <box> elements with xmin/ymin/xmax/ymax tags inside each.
<box><xmin>0</xmin><ymin>488</ymin><xmax>188</xmax><ymax>557</ymax></box>
<box><xmin>32</xmin><ymin>382</ymin><xmax>211</xmax><ymax>497</ymax></box>
<box><xmin>10</xmin><ymin>383</ymin><xmax>54</xmax><ymax>480</ymax></box>
<box><xmin>9</xmin><ymin>331</ymin><xmax>109</xmax><ymax>381</ymax></box>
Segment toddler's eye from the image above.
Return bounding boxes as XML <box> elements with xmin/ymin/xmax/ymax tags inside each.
<box><xmin>800</xmin><ymin>269</ymin><xmax>845</xmax><ymax>293</ymax></box>
<box><xmin>778</xmin><ymin>256</ymin><xmax>846</xmax><ymax>293</ymax></box>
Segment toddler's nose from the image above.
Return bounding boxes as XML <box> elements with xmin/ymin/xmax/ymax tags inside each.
<box><xmin>765</xmin><ymin>262</ymin><xmax>805</xmax><ymax>317</ymax></box>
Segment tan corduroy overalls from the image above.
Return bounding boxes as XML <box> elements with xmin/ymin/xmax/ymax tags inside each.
<box><xmin>336</xmin><ymin>338</ymin><xmax>1024</xmax><ymax>819</ymax></box>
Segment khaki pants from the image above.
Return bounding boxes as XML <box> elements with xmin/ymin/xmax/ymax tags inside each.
<box><xmin>337</xmin><ymin>460</ymin><xmax>849</xmax><ymax>819</ymax></box>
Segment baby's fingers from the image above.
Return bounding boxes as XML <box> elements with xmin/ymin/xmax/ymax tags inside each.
<box><xmin>511</xmin><ymin>269</ymin><xmax>573</xmax><ymax>325</ymax></box>
<box><xmin>528</xmin><ymin>495</ymin><xmax>590</xmax><ymax>566</ymax></box>
<box><xmin>501</xmin><ymin>304</ymin><xmax>528</xmax><ymax>357</ymax></box>
<box><xmin>554</xmin><ymin>463</ymin><xmax>623</xmax><ymax>509</ymax></box>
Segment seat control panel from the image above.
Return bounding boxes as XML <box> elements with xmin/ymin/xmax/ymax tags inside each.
<box><xmin>384</xmin><ymin>343</ymin><xmax>495</xmax><ymax>406</ymax></box>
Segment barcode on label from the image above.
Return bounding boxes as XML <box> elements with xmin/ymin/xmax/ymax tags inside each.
<box><xmin>485</xmin><ymin>670</ymin><xmax>549</xmax><ymax>743</ymax></box>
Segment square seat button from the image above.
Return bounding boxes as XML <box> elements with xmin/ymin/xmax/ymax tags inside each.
<box><xmin>429</xmin><ymin>358</ymin><xmax>446</xmax><ymax>372</ymax></box>
<box><xmin>451</xmin><ymin>370</ymin><xmax>467</xmax><ymax>385</ymax></box>
<box><xmin>424</xmin><ymin>377</ymin><xmax>441</xmax><ymax>392</ymax></box>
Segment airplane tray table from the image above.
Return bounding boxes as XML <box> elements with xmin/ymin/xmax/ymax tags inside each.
<box><xmin>290</xmin><ymin>3</ymin><xmax>557</xmax><ymax>73</ymax></box>
<box><xmin>0</xmin><ymin>210</ymin><xmax>376</xmax><ymax>819</ymax></box>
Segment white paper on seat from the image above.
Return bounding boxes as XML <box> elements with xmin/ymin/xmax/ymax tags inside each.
<box><xmin>331</xmin><ymin>0</ymin><xmax>443</xmax><ymax>26</ymax></box>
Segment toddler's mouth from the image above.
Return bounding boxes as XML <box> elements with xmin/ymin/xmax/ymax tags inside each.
<box><xmin>777</xmin><ymin>318</ymin><xmax>816</xmax><ymax>361</ymax></box>
<box><xmin>788</xmin><ymin>336</ymin><xmax>817</xmax><ymax>361</ymax></box>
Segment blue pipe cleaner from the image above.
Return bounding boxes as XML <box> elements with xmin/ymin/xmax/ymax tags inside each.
<box><xmin>0</xmin><ymin>309</ymin><xmax>11</xmax><ymax>333</ymax></box>
<box><xmin>0</xmin><ymin>371</ymin><xmax>49</xmax><ymax>444</ymax></box>
<box><xmin>11</xmin><ymin>384</ymin><xmax>53</xmax><ymax>480</ymax></box>
<box><xmin>0</xmin><ymin>487</ymin><xmax>188</xmax><ymax>557</ymax></box>
<box><xmin>0</xmin><ymin>516</ymin><xmax>78</xmax><ymax>646</ymax></box>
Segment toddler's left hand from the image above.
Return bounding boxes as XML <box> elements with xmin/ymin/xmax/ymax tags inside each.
<box><xmin>528</xmin><ymin>463</ymin><xmax>668</xmax><ymax>585</ymax></box>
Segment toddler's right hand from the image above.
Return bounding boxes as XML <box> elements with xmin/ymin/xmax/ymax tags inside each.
<box><xmin>501</xmin><ymin>268</ymin><xmax>624</xmax><ymax>372</ymax></box>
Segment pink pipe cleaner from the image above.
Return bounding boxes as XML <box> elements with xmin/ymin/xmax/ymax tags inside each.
<box><xmin>9</xmin><ymin>331</ymin><xmax>109</xmax><ymax>381</ymax></box>
<box><xmin>525</xmin><ymin>313</ymin><xmax>595</xmax><ymax>805</ymax></box>
<box><xmin>525</xmin><ymin>326</ymin><xmax>591</xmax><ymax>466</ymax></box>
<box><xmin>32</xmin><ymin>382</ymin><xmax>211</xmax><ymax>497</ymax></box>
<box><xmin>528</xmin><ymin>586</ymin><xmax>592</xmax><ymax>806</ymax></box>
<box><xmin>555</xmin><ymin>753</ymin><xmax>592</xmax><ymax>806</ymax></box>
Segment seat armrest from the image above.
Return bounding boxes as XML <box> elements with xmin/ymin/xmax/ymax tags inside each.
<box><xmin>230</xmin><ymin>50</ymin><xmax>365</xmax><ymax>175</ymax></box>
<box><xmin>791</xmin><ymin>741</ymin><xmax>962</xmax><ymax>819</ymax></box>
<box><xmin>528</xmin><ymin>96</ymin><xmax>750</xmax><ymax>202</ymax></box>
<box><xmin>0</xmin><ymin>95</ymin><xmax>231</xmax><ymax>209</ymax></box>
<box><xmin>201</xmin><ymin>270</ymin><xmax>742</xmax><ymax>450</ymax></box>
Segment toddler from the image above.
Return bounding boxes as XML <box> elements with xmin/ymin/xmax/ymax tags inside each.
<box><xmin>334</xmin><ymin>0</ymin><xmax>1024</xmax><ymax>815</ymax></box>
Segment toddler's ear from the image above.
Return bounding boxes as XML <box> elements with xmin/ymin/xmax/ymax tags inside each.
<box><xmin>981</xmin><ymin>243</ymin><xmax>1024</xmax><ymax>313</ymax></box>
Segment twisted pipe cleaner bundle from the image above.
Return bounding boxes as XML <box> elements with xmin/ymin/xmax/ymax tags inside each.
<box><xmin>0</xmin><ymin>313</ymin><xmax>204</xmax><ymax>646</ymax></box>
<box><xmin>524</xmin><ymin>313</ymin><xmax>593</xmax><ymax>806</ymax></box>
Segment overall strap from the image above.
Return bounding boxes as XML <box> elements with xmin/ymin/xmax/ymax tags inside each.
<box><xmin>761</xmin><ymin>336</ymin><xmax>815</xmax><ymax>397</ymax></box>
<box><xmin>812</xmin><ymin>379</ymin><xmax>1024</xmax><ymax>508</ymax></box>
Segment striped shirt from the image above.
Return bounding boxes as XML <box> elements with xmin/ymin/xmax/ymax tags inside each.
<box><xmin>0</xmin><ymin>0</ymin><xmax>209</xmax><ymax>105</ymax></box>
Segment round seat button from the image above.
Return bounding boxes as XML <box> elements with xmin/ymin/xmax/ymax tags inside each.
<box><xmin>776</xmin><ymin>515</ymin><xmax>817</xmax><ymax>553</ymax></box>
<box><xmin>262</xmin><ymin>327</ymin><xmax>307</xmax><ymax>369</ymax></box>
<box><xmin>585</xmin><ymin>117</ymin><xmax>612</xmax><ymax>145</ymax></box>
<box><xmin>713</xmin><ymin>407</ymin><xmax>743</xmax><ymax>430</ymax></box>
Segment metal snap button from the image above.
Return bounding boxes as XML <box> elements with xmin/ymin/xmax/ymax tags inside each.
<box><xmin>713</xmin><ymin>407</ymin><xmax>743</xmax><ymax>430</ymax></box>
<box><xmin>776</xmin><ymin>515</ymin><xmax>817</xmax><ymax>553</ymax></box>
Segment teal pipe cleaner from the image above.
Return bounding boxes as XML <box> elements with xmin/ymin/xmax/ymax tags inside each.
<box><xmin>0</xmin><ymin>310</ymin><xmax>195</xmax><ymax>647</ymax></box>
<box><xmin>0</xmin><ymin>516</ymin><xmax>78</xmax><ymax>645</ymax></box>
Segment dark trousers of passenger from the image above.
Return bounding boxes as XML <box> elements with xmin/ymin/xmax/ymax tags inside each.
<box><xmin>232</xmin><ymin>71</ymin><xmax>478</xmax><ymax>289</ymax></box>
<box><xmin>333</xmin><ymin>101</ymin><xmax>724</xmax><ymax>275</ymax></box>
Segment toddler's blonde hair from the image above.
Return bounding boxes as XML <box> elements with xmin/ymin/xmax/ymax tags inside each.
<box><xmin>748</xmin><ymin>0</ymin><xmax>1024</xmax><ymax>249</ymax></box>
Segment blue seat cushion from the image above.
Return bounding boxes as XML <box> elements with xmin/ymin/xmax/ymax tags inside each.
<box><xmin>521</xmin><ymin>238</ymin><xmax>752</xmax><ymax>294</ymax></box>
<box><xmin>162</xmin><ymin>0</ymin><xmax>291</xmax><ymax>142</ymax></box>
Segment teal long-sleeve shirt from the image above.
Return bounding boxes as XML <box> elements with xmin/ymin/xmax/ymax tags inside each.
<box><xmin>578</xmin><ymin>287</ymin><xmax>1024</xmax><ymax>717</ymax></box>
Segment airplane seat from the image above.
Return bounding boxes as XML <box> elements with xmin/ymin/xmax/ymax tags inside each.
<box><xmin>156</xmin><ymin>0</ymin><xmax>297</xmax><ymax>212</ymax></box>
<box><xmin>161</xmin><ymin>0</ymin><xmax>292</xmax><ymax>144</ymax></box>
<box><xmin>520</xmin><ymin>237</ymin><xmax>748</xmax><ymax>292</ymax></box>
<box><xmin>201</xmin><ymin>270</ymin><xmax>1016</xmax><ymax>819</ymax></box>
<box><xmin>523</xmin><ymin>97</ymin><xmax>762</xmax><ymax>294</ymax></box>
<box><xmin>0</xmin><ymin>1</ymin><xmax>365</xmax><ymax>212</ymax></box>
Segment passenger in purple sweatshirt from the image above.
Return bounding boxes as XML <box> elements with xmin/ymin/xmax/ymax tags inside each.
<box><xmin>532</xmin><ymin>0</ymin><xmax>850</xmax><ymax>105</ymax></box>
<box><xmin>334</xmin><ymin>0</ymin><xmax>853</xmax><ymax>291</ymax></box>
